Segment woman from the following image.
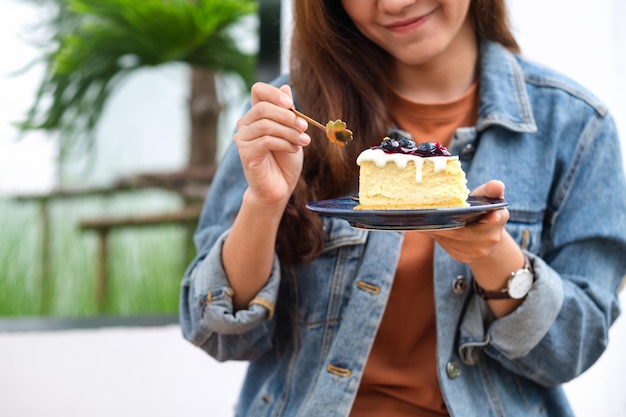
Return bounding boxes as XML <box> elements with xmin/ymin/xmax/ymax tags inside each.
<box><xmin>180</xmin><ymin>1</ymin><xmax>626</xmax><ymax>416</ymax></box>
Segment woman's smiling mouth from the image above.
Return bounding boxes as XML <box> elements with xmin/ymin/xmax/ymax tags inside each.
<box><xmin>386</xmin><ymin>9</ymin><xmax>437</xmax><ymax>33</ymax></box>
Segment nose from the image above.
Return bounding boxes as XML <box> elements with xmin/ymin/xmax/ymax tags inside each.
<box><xmin>378</xmin><ymin>0</ymin><xmax>416</xmax><ymax>14</ymax></box>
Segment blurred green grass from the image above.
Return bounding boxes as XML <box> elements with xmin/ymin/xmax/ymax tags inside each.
<box><xmin>0</xmin><ymin>191</ymin><xmax>193</xmax><ymax>318</ymax></box>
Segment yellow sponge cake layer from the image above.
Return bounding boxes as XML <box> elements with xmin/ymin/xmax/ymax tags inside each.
<box><xmin>356</xmin><ymin>148</ymin><xmax>469</xmax><ymax>210</ymax></box>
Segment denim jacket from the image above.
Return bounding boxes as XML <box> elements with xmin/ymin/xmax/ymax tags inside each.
<box><xmin>180</xmin><ymin>40</ymin><xmax>626</xmax><ymax>417</ymax></box>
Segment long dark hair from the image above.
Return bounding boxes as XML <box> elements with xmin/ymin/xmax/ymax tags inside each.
<box><xmin>276</xmin><ymin>0</ymin><xmax>519</xmax><ymax>264</ymax></box>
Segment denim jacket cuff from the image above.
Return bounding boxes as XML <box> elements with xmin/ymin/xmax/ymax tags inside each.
<box><xmin>459</xmin><ymin>254</ymin><xmax>564</xmax><ymax>363</ymax></box>
<box><xmin>189</xmin><ymin>229</ymin><xmax>281</xmax><ymax>335</ymax></box>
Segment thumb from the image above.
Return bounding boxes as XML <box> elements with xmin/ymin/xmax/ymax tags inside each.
<box><xmin>279</xmin><ymin>84</ymin><xmax>293</xmax><ymax>102</ymax></box>
<box><xmin>470</xmin><ymin>180</ymin><xmax>505</xmax><ymax>198</ymax></box>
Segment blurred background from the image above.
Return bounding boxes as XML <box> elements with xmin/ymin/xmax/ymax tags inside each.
<box><xmin>0</xmin><ymin>0</ymin><xmax>625</xmax><ymax>416</ymax></box>
<box><xmin>0</xmin><ymin>0</ymin><xmax>265</xmax><ymax>319</ymax></box>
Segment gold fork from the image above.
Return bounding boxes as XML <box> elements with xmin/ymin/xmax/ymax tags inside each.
<box><xmin>290</xmin><ymin>108</ymin><xmax>353</xmax><ymax>147</ymax></box>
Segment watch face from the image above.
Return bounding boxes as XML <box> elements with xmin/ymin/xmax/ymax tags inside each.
<box><xmin>508</xmin><ymin>269</ymin><xmax>534</xmax><ymax>299</ymax></box>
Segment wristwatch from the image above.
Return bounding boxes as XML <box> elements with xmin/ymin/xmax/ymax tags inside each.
<box><xmin>474</xmin><ymin>255</ymin><xmax>535</xmax><ymax>300</ymax></box>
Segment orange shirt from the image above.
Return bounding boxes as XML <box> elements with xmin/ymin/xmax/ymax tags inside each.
<box><xmin>350</xmin><ymin>84</ymin><xmax>478</xmax><ymax>417</ymax></box>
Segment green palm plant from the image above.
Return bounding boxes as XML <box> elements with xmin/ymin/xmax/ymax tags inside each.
<box><xmin>19</xmin><ymin>0</ymin><xmax>257</xmax><ymax>168</ymax></box>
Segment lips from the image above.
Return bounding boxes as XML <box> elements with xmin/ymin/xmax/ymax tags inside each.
<box><xmin>386</xmin><ymin>9</ymin><xmax>436</xmax><ymax>32</ymax></box>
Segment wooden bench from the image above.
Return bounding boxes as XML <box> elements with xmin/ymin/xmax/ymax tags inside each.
<box><xmin>12</xmin><ymin>166</ymin><xmax>215</xmax><ymax>313</ymax></box>
<box><xmin>79</xmin><ymin>204</ymin><xmax>204</xmax><ymax>311</ymax></box>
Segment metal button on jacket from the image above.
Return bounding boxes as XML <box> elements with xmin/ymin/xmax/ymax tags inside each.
<box><xmin>460</xmin><ymin>143</ymin><xmax>475</xmax><ymax>160</ymax></box>
<box><xmin>452</xmin><ymin>276</ymin><xmax>469</xmax><ymax>294</ymax></box>
<box><xmin>446</xmin><ymin>361</ymin><xmax>461</xmax><ymax>379</ymax></box>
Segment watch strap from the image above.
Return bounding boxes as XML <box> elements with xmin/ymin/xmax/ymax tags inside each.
<box><xmin>473</xmin><ymin>280</ymin><xmax>512</xmax><ymax>299</ymax></box>
<box><xmin>474</xmin><ymin>255</ymin><xmax>533</xmax><ymax>300</ymax></box>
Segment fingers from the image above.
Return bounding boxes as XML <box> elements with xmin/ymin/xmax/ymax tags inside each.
<box><xmin>476</xmin><ymin>207</ymin><xmax>510</xmax><ymax>225</ymax></box>
<box><xmin>236</xmin><ymin>110</ymin><xmax>309</xmax><ymax>153</ymax></box>
<box><xmin>250</xmin><ymin>82</ymin><xmax>293</xmax><ymax>108</ymax></box>
<box><xmin>470</xmin><ymin>180</ymin><xmax>508</xmax><ymax>226</ymax></box>
<box><xmin>424</xmin><ymin>181</ymin><xmax>509</xmax><ymax>264</ymax></box>
<box><xmin>426</xmin><ymin>205</ymin><xmax>510</xmax><ymax>264</ymax></box>
<box><xmin>236</xmin><ymin>83</ymin><xmax>311</xmax><ymax>151</ymax></box>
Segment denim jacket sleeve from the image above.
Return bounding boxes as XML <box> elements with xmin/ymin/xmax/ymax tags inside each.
<box><xmin>459</xmin><ymin>110</ymin><xmax>626</xmax><ymax>386</ymax></box>
<box><xmin>179</xmin><ymin>143</ymin><xmax>281</xmax><ymax>362</ymax></box>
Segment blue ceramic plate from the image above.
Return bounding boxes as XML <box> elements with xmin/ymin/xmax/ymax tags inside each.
<box><xmin>306</xmin><ymin>196</ymin><xmax>508</xmax><ymax>231</ymax></box>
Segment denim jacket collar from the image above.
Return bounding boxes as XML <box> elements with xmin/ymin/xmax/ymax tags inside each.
<box><xmin>477</xmin><ymin>39</ymin><xmax>538</xmax><ymax>134</ymax></box>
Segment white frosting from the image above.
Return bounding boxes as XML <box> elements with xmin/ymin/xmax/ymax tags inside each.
<box><xmin>356</xmin><ymin>148</ymin><xmax>457</xmax><ymax>183</ymax></box>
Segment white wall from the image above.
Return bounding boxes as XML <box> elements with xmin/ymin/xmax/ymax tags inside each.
<box><xmin>0</xmin><ymin>2</ymin><xmax>55</xmax><ymax>193</ymax></box>
<box><xmin>0</xmin><ymin>325</ymin><xmax>249</xmax><ymax>417</ymax></box>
